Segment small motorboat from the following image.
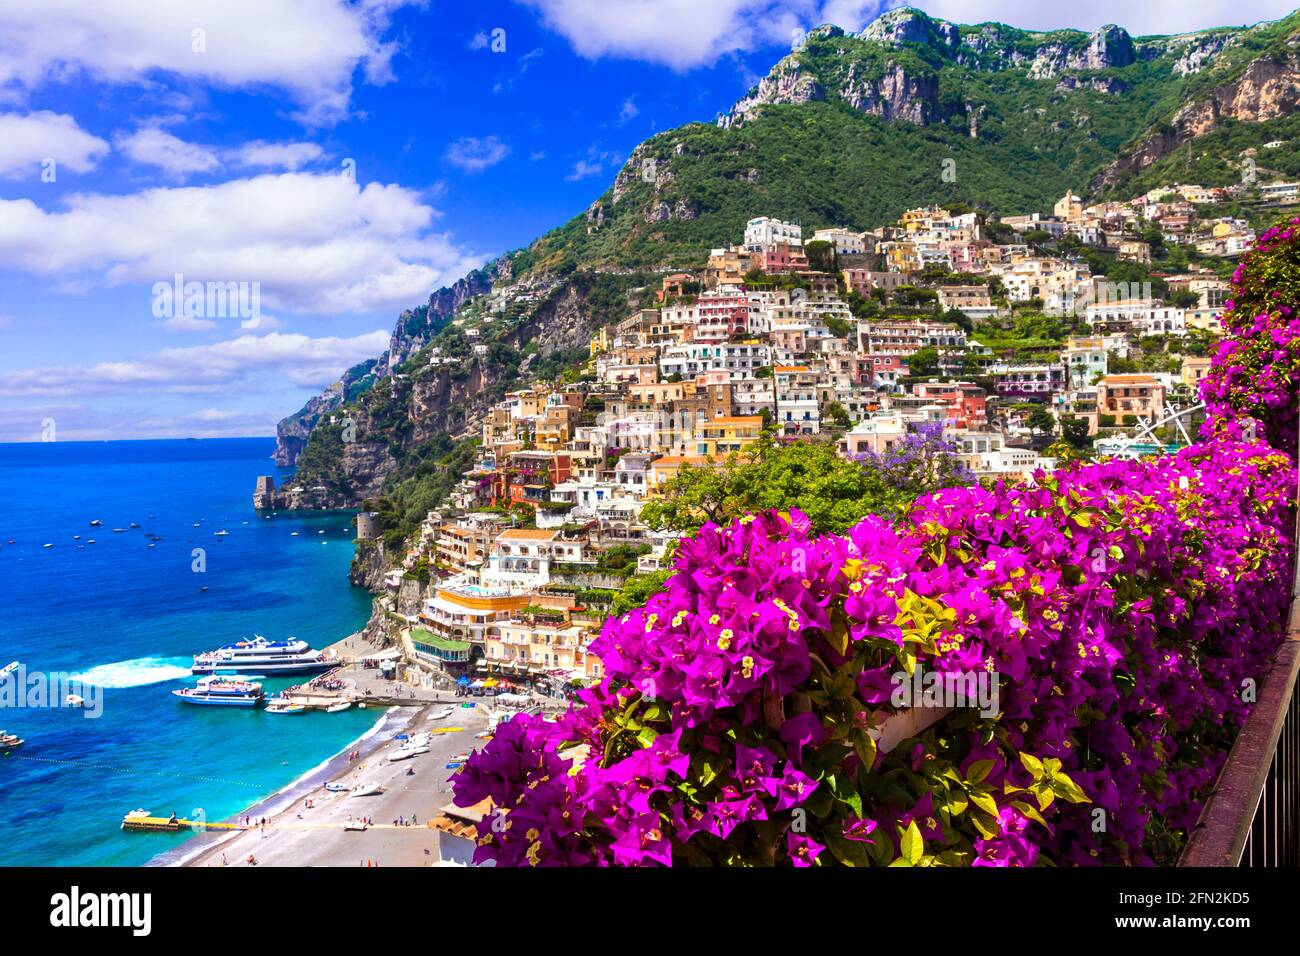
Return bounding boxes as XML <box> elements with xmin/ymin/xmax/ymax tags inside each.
<box><xmin>72</xmin><ymin>534</ymin><xmax>80</xmax><ymax>540</ymax></box>
<box><xmin>343</xmin><ymin>819</ymin><xmax>370</xmax><ymax>831</ymax></box>
<box><xmin>264</xmin><ymin>699</ymin><xmax>306</xmax><ymax>715</ymax></box>
<box><xmin>42</xmin><ymin>543</ymin><xmax>52</xmax><ymax>549</ymax></box>
<box><xmin>129</xmin><ymin>522</ymin><xmax>140</xmax><ymax>529</ymax></box>
<box><xmin>1</xmin><ymin>662</ymin><xmax>20</xmax><ymax>680</ymax></box>
<box><xmin>89</xmin><ymin>520</ymin><xmax>102</xmax><ymax>527</ymax></box>
<box><xmin>290</xmin><ymin>532</ymin><xmax>299</xmax><ymax>537</ymax></box>
<box><xmin>65</xmin><ymin>694</ymin><xmax>85</xmax><ymax>708</ymax></box>
<box><xmin>324</xmin><ymin>782</ymin><xmax>349</xmax><ymax>793</ymax></box>
<box><xmin>112</xmin><ymin>528</ymin><xmax>127</xmax><ymax>533</ymax></box>
<box><xmin>427</xmin><ymin>706</ymin><xmax>454</xmax><ymax>721</ymax></box>
<box><xmin>449</xmin><ymin>751</ymin><xmax>471</xmax><ymax>763</ymax></box>
<box><xmin>199</xmin><ymin>586</ymin><xmax>209</xmax><ymax>592</ymax></box>
<box><xmin>387</xmin><ymin>748</ymin><xmax>415</xmax><ymax>762</ymax></box>
<box><xmin>192</xmin><ymin>523</ymin><xmax>201</xmax><ymax>528</ymax></box>
<box><xmin>0</xmin><ymin>730</ymin><xmax>23</xmax><ymax>749</ymax></box>
<box><xmin>213</xmin><ymin>530</ymin><xmax>229</xmax><ymax>537</ymax></box>
<box><xmin>325</xmin><ymin>701</ymin><xmax>352</xmax><ymax>713</ymax></box>
<box><xmin>86</xmin><ymin>539</ymin><xmax>95</xmax><ymax>544</ymax></box>
<box><xmin>350</xmin><ymin>782</ymin><xmax>385</xmax><ymax>798</ymax></box>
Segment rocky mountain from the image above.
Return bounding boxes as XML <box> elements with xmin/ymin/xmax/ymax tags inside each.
<box><xmin>266</xmin><ymin>5</ymin><xmax>1300</xmax><ymax>517</ymax></box>
<box><xmin>273</xmin><ymin>262</ymin><xmax>503</xmax><ymax>466</ymax></box>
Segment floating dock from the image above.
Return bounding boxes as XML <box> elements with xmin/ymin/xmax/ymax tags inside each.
<box><xmin>121</xmin><ymin>814</ymin><xmax>243</xmax><ymax>833</ymax></box>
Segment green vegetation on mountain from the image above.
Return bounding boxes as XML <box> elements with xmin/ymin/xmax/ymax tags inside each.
<box><xmin>275</xmin><ymin>6</ymin><xmax>1300</xmax><ymax>555</ymax></box>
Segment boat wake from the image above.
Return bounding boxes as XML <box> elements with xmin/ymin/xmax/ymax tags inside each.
<box><xmin>68</xmin><ymin>656</ymin><xmax>195</xmax><ymax>688</ymax></box>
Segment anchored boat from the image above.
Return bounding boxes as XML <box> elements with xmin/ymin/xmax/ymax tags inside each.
<box><xmin>192</xmin><ymin>635</ymin><xmax>331</xmax><ymax>675</ymax></box>
<box><xmin>264</xmin><ymin>698</ymin><xmax>306</xmax><ymax>715</ymax></box>
<box><xmin>172</xmin><ymin>676</ymin><xmax>264</xmax><ymax>707</ymax></box>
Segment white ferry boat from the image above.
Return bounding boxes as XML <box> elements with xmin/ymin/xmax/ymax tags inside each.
<box><xmin>172</xmin><ymin>676</ymin><xmax>265</xmax><ymax>707</ymax></box>
<box><xmin>192</xmin><ymin>636</ymin><xmax>331</xmax><ymax>675</ymax></box>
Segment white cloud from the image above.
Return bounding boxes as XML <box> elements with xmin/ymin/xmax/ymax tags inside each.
<box><xmin>0</xmin><ymin>111</ymin><xmax>108</xmax><ymax>179</ymax></box>
<box><xmin>231</xmin><ymin>140</ymin><xmax>325</xmax><ymax>170</ymax></box>
<box><xmin>0</xmin><ymin>0</ymin><xmax>423</xmax><ymax>125</ymax></box>
<box><xmin>444</xmin><ymin>135</ymin><xmax>511</xmax><ymax>172</ymax></box>
<box><xmin>159</xmin><ymin>314</ymin><xmax>218</xmax><ymax>332</ymax></box>
<box><xmin>0</xmin><ymin>329</ymin><xmax>392</xmax><ymax>399</ymax></box>
<box><xmin>618</xmin><ymin>97</ymin><xmax>639</xmax><ymax>123</ymax></box>
<box><xmin>515</xmin><ymin>0</ymin><xmax>826</xmax><ymax>69</ymax></box>
<box><xmin>565</xmin><ymin>158</ymin><xmax>605</xmax><ymax>180</ymax></box>
<box><xmin>565</xmin><ymin>144</ymin><xmax>622</xmax><ymax>180</ymax></box>
<box><xmin>115</xmin><ymin>126</ymin><xmax>221</xmax><ymax>177</ymax></box>
<box><xmin>0</xmin><ymin>171</ymin><xmax>486</xmax><ymax>315</ymax></box>
<box><xmin>114</xmin><ymin>127</ymin><xmax>328</xmax><ymax>178</ymax></box>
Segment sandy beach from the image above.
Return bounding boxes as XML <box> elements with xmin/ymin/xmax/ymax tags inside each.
<box><xmin>174</xmin><ymin>699</ymin><xmax>491</xmax><ymax>867</ymax></box>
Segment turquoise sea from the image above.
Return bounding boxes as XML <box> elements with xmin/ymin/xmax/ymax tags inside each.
<box><xmin>0</xmin><ymin>438</ymin><xmax>376</xmax><ymax>866</ymax></box>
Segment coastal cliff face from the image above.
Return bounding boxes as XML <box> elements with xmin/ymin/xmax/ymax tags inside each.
<box><xmin>271</xmin><ymin>265</ymin><xmax>500</xmax><ymax>467</ymax></box>
<box><xmin>1091</xmin><ymin>49</ymin><xmax>1300</xmax><ymax>192</ymax></box>
<box><xmin>264</xmin><ymin>270</ymin><xmax>629</xmax><ymax>511</ymax></box>
<box><xmin>719</xmin><ymin>13</ymin><xmax>1164</xmax><ymax>130</ymax></box>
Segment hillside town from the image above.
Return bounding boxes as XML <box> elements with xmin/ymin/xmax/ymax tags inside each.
<box><xmin>331</xmin><ymin>179</ymin><xmax>1288</xmax><ymax>697</ymax></box>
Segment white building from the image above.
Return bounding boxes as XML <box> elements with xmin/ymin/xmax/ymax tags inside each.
<box><xmin>811</xmin><ymin>227</ymin><xmax>865</xmax><ymax>256</ymax></box>
<box><xmin>660</xmin><ymin>342</ymin><xmax>771</xmax><ymax>380</ymax></box>
<box><xmin>1085</xmin><ymin>300</ymin><xmax>1186</xmax><ymax>336</ymax></box>
<box><xmin>744</xmin><ymin>216</ymin><xmax>802</xmax><ymax>250</ymax></box>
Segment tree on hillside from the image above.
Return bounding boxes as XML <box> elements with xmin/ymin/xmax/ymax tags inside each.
<box><xmin>906</xmin><ymin>346</ymin><xmax>940</xmax><ymax>377</ymax></box>
<box><xmin>1026</xmin><ymin>406</ymin><xmax>1056</xmax><ymax>436</ymax></box>
<box><xmin>804</xmin><ymin>239</ymin><xmax>837</xmax><ymax>274</ymax></box>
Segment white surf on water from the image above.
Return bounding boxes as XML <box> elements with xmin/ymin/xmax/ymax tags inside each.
<box><xmin>68</xmin><ymin>656</ymin><xmax>195</xmax><ymax>688</ymax></box>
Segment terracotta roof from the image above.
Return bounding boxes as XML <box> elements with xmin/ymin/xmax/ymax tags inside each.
<box><xmin>497</xmin><ymin>528</ymin><xmax>559</xmax><ymax>540</ymax></box>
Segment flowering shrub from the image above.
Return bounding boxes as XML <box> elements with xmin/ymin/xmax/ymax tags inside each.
<box><xmin>1200</xmin><ymin>216</ymin><xmax>1300</xmax><ymax>453</ymax></box>
<box><xmin>454</xmin><ymin>439</ymin><xmax>1294</xmax><ymax>866</ymax></box>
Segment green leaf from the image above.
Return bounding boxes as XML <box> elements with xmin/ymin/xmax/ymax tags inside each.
<box><xmin>965</xmin><ymin>759</ymin><xmax>995</xmax><ymax>785</ymax></box>
<box><xmin>1019</xmin><ymin>752</ymin><xmax>1044</xmax><ymax>778</ymax></box>
<box><xmin>900</xmin><ymin>820</ymin><xmax>924</xmax><ymax>865</ymax></box>
<box><xmin>969</xmin><ymin>790</ymin><xmax>999</xmax><ymax>817</ymax></box>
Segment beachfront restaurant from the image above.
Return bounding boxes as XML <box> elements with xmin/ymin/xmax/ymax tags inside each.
<box><xmin>410</xmin><ymin>626</ymin><xmax>472</xmax><ymax>670</ymax></box>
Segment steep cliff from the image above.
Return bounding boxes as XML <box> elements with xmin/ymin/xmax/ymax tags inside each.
<box><xmin>269</xmin><ymin>269</ymin><xmax>649</xmax><ymax>511</ymax></box>
<box><xmin>1093</xmin><ymin>48</ymin><xmax>1300</xmax><ymax>193</ymax></box>
<box><xmin>272</xmin><ymin>263</ymin><xmax>502</xmax><ymax>466</ymax></box>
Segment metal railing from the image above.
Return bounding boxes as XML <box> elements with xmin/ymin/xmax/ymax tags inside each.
<box><xmin>1179</xmin><ymin>545</ymin><xmax>1300</xmax><ymax>866</ymax></box>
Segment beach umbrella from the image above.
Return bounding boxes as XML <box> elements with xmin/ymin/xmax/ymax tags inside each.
<box><xmin>456</xmin><ymin>676</ymin><xmax>470</xmax><ymax>686</ymax></box>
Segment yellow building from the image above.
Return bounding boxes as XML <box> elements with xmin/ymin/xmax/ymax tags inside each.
<box><xmin>694</xmin><ymin>415</ymin><xmax>763</xmax><ymax>457</ymax></box>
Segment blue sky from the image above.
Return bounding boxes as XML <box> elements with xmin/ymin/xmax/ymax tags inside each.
<box><xmin>0</xmin><ymin>0</ymin><xmax>1294</xmax><ymax>441</ymax></box>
